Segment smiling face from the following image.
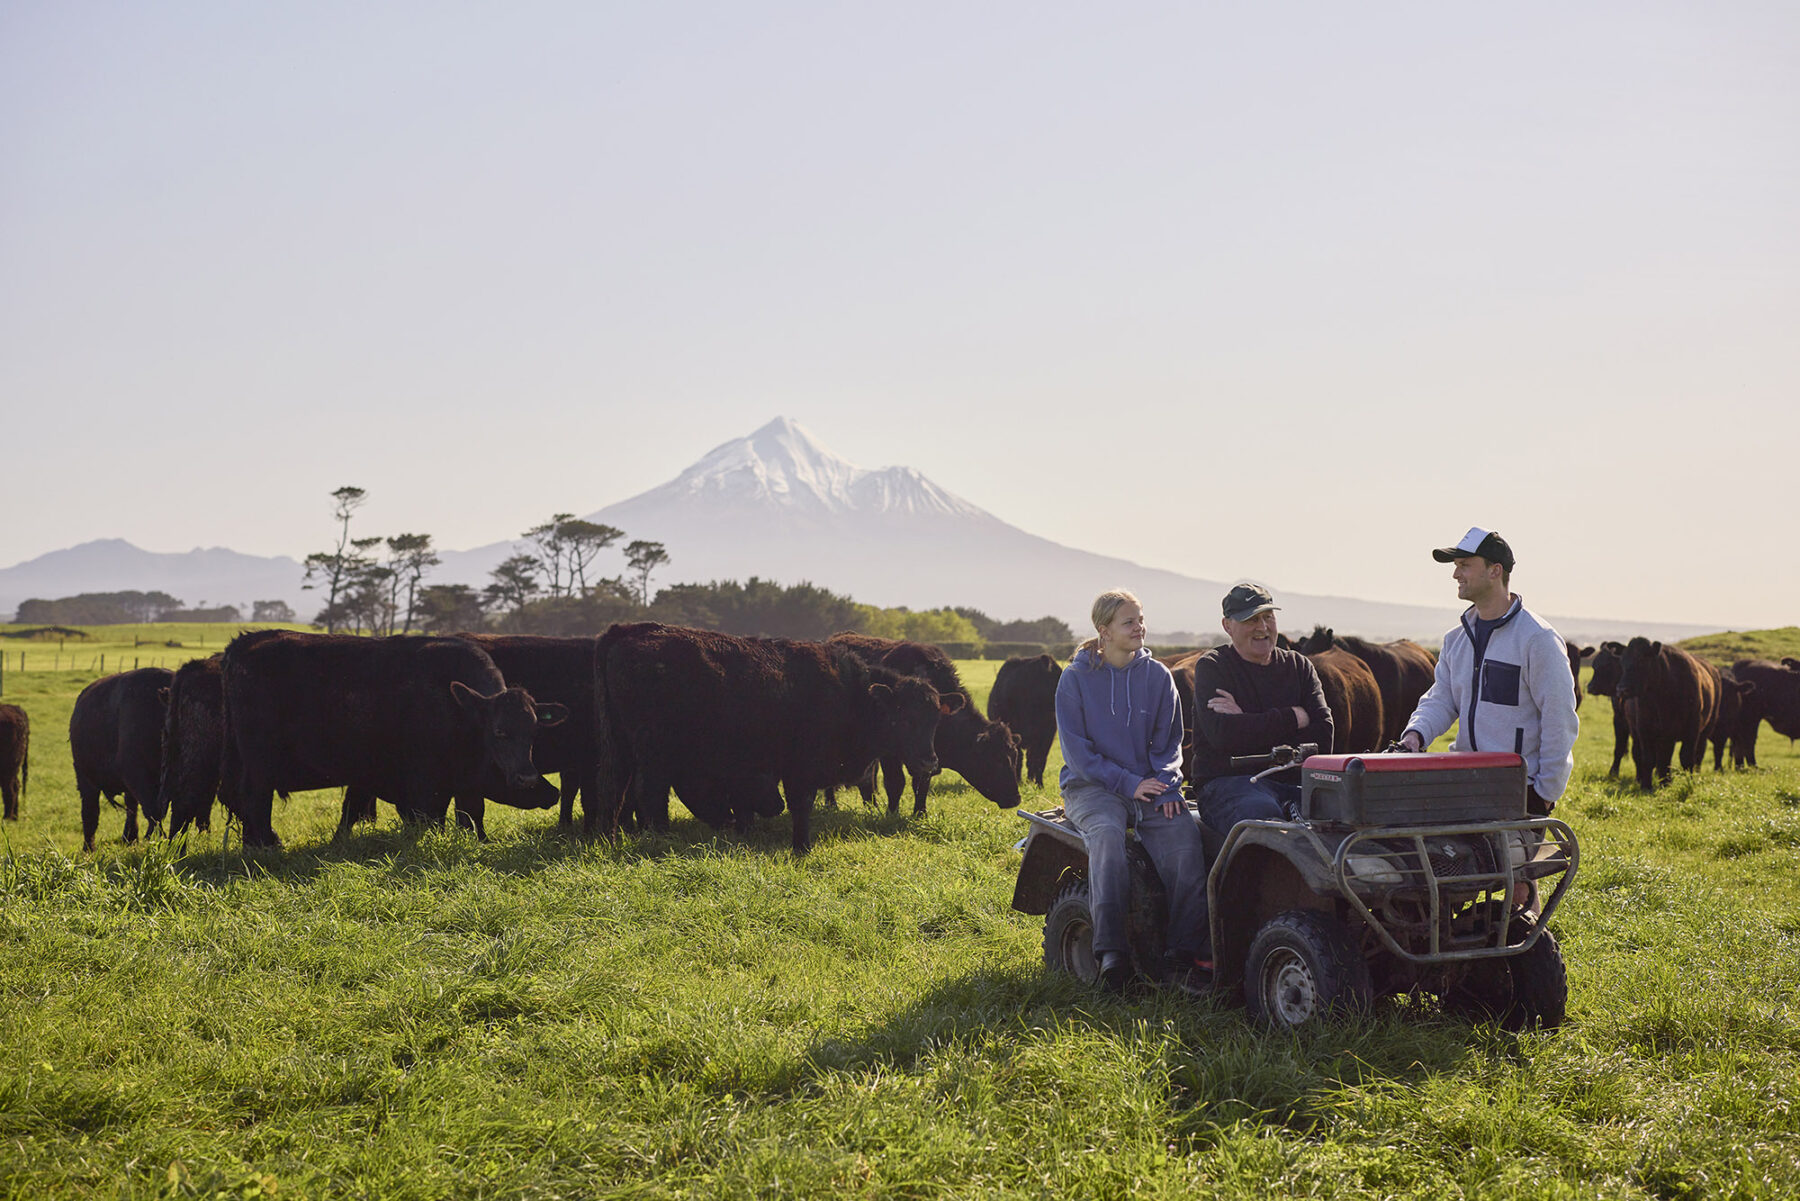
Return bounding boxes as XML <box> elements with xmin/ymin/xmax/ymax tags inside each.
<box><xmin>1098</xmin><ymin>601</ymin><xmax>1146</xmax><ymax>657</ymax></box>
<box><xmin>1452</xmin><ymin>555</ymin><xmax>1506</xmax><ymax>607</ymax></box>
<box><xmin>1223</xmin><ymin>609</ymin><xmax>1280</xmax><ymax>665</ymax></box>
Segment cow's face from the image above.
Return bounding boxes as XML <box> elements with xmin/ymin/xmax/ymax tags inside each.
<box><xmin>1615</xmin><ymin>638</ymin><xmax>1661</xmax><ymax>700</ymax></box>
<box><xmin>1587</xmin><ymin>642</ymin><xmax>1626</xmax><ymax>697</ymax></box>
<box><xmin>945</xmin><ymin>717</ymin><xmax>1023</xmax><ymax>810</ymax></box>
<box><xmin>451</xmin><ymin>682</ymin><xmax>569</xmax><ymax>790</ymax></box>
<box><xmin>868</xmin><ymin>677</ymin><xmax>955</xmax><ymax>780</ymax></box>
<box><xmin>1292</xmin><ymin>626</ymin><xmax>1335</xmax><ymax>656</ymax></box>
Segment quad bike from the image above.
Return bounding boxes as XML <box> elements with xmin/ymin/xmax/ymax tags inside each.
<box><xmin>1012</xmin><ymin>745</ymin><xmax>1579</xmax><ymax>1029</ymax></box>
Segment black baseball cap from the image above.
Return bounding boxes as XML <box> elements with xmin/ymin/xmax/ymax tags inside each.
<box><xmin>1222</xmin><ymin>582</ymin><xmax>1280</xmax><ymax>623</ymax></box>
<box><xmin>1431</xmin><ymin>526</ymin><xmax>1515</xmax><ymax>571</ymax></box>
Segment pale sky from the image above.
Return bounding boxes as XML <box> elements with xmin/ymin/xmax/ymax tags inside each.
<box><xmin>4</xmin><ymin>2</ymin><xmax>1795</xmax><ymax>629</ymax></box>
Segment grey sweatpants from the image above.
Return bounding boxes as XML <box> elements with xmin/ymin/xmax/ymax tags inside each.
<box><xmin>1061</xmin><ymin>779</ymin><xmax>1211</xmax><ymax>963</ymax></box>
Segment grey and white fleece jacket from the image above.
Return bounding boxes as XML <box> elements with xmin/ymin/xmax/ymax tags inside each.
<box><xmin>1402</xmin><ymin>596</ymin><xmax>1579</xmax><ymax>803</ymax></box>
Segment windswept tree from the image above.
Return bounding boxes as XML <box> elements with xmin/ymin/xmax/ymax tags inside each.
<box><xmin>303</xmin><ymin>486</ymin><xmax>371</xmax><ymax>633</ymax></box>
<box><xmin>625</xmin><ymin>540</ymin><xmax>669</xmax><ymax>608</ymax></box>
<box><xmin>485</xmin><ymin>554</ymin><xmax>542</xmax><ymax>618</ymax></box>
<box><xmin>524</xmin><ymin>514</ymin><xmax>577</xmax><ymax>598</ymax></box>
<box><xmin>417</xmin><ymin>583</ymin><xmax>488</xmax><ymax>634</ymax></box>
<box><xmin>524</xmin><ymin>515</ymin><xmax>624</xmax><ymax>598</ymax></box>
<box><xmin>335</xmin><ymin>537</ymin><xmax>389</xmax><ymax>634</ymax></box>
<box><xmin>252</xmin><ymin>599</ymin><xmax>296</xmax><ymax>623</ymax></box>
<box><xmin>385</xmin><ymin>533</ymin><xmax>439</xmax><ymax>633</ymax></box>
<box><xmin>559</xmin><ymin>519</ymin><xmax>623</xmax><ymax>593</ymax></box>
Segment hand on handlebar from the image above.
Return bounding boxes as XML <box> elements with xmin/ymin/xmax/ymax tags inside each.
<box><xmin>1395</xmin><ymin>730</ymin><xmax>1423</xmax><ymax>752</ymax></box>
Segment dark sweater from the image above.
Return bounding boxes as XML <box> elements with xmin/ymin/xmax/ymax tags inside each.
<box><xmin>1189</xmin><ymin>645</ymin><xmax>1334</xmax><ymax>783</ymax></box>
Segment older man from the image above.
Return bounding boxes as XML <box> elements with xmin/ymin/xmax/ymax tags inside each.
<box><xmin>1190</xmin><ymin>583</ymin><xmax>1334</xmax><ymax>834</ymax></box>
<box><xmin>1397</xmin><ymin>527</ymin><xmax>1577</xmax><ymax>814</ymax></box>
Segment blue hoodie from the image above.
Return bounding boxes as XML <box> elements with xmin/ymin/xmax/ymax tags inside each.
<box><xmin>1055</xmin><ymin>645</ymin><xmax>1185</xmax><ymax>799</ymax></box>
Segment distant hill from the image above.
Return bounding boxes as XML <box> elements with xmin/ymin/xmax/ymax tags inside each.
<box><xmin>0</xmin><ymin>539</ymin><xmax>307</xmax><ymax>623</ymax></box>
<box><xmin>3</xmin><ymin>418</ymin><xmax>1726</xmax><ymax>645</ymax></box>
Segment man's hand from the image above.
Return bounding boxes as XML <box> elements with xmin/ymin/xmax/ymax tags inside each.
<box><xmin>1206</xmin><ymin>689</ymin><xmax>1242</xmax><ymax>715</ymax></box>
<box><xmin>1291</xmin><ymin>706</ymin><xmax>1311</xmax><ymax>729</ymax></box>
<box><xmin>1397</xmin><ymin>730</ymin><xmax>1423</xmax><ymax>752</ymax></box>
<box><xmin>1132</xmin><ymin>777</ymin><xmax>1168</xmax><ymax>802</ymax></box>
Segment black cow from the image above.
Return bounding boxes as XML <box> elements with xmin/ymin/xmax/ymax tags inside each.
<box><xmin>455</xmin><ymin>634</ymin><xmax>597</xmax><ymax>833</ymax></box>
<box><xmin>0</xmin><ymin>703</ymin><xmax>28</xmax><ymax>821</ymax></box>
<box><xmin>1731</xmin><ymin>659</ymin><xmax>1800</xmax><ymax>767</ymax></box>
<box><xmin>1567</xmin><ymin>640</ymin><xmax>1596</xmax><ymax>709</ymax></box>
<box><xmin>1291</xmin><ymin>626</ymin><xmax>1432</xmax><ymax>745</ymax></box>
<box><xmin>590</xmin><ymin>622</ymin><xmax>955</xmax><ymax>852</ymax></box>
<box><xmin>1586</xmin><ymin>641</ymin><xmax>1634</xmax><ymax>777</ymax></box>
<box><xmin>159</xmin><ymin>654</ymin><xmax>224</xmax><ymax>835</ymax></box>
<box><xmin>219</xmin><ymin>631</ymin><xmax>567</xmax><ymax>848</ymax></box>
<box><xmin>826</xmin><ymin>634</ymin><xmax>1021</xmax><ymax>816</ymax></box>
<box><xmin>1617</xmin><ymin>638</ymin><xmax>1719</xmax><ymax>790</ymax></box>
<box><xmin>159</xmin><ymin>653</ymin><xmax>400</xmax><ymax>843</ymax></box>
<box><xmin>988</xmin><ymin>654</ymin><xmax>1062</xmax><ymax>787</ymax></box>
<box><xmin>1709</xmin><ymin>667</ymin><xmax>1756</xmax><ymax>771</ymax></box>
<box><xmin>70</xmin><ymin>668</ymin><xmax>173</xmax><ymax>850</ymax></box>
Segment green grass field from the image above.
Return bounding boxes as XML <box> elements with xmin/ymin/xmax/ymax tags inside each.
<box><xmin>2</xmin><ymin>631</ymin><xmax>1799</xmax><ymax>1197</ymax></box>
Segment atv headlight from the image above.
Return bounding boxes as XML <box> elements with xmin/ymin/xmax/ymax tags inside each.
<box><xmin>1344</xmin><ymin>854</ymin><xmax>1404</xmax><ymax>885</ymax></box>
<box><xmin>1505</xmin><ymin>831</ymin><xmax>1530</xmax><ymax>868</ymax></box>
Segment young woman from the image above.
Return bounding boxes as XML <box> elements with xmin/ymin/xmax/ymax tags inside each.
<box><xmin>1054</xmin><ymin>588</ymin><xmax>1211</xmax><ymax>992</ymax></box>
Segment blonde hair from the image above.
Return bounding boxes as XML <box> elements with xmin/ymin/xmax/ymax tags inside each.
<box><xmin>1076</xmin><ymin>588</ymin><xmax>1141</xmax><ymax>659</ymax></box>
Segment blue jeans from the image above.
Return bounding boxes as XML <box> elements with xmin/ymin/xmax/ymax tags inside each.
<box><xmin>1061</xmin><ymin>780</ymin><xmax>1211</xmax><ymax>962</ymax></box>
<box><xmin>1196</xmin><ymin>775</ymin><xmax>1301</xmax><ymax>836</ymax></box>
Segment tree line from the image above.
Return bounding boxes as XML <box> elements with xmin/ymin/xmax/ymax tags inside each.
<box><xmin>12</xmin><ymin>592</ymin><xmax>295</xmax><ymax>626</ymax></box>
<box><xmin>301</xmin><ymin>486</ymin><xmax>1073</xmax><ymax>648</ymax></box>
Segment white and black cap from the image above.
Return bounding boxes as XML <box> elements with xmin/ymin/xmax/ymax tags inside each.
<box><xmin>1431</xmin><ymin>526</ymin><xmax>1515</xmax><ymax>571</ymax></box>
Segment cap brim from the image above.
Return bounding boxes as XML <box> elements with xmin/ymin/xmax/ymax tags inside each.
<box><xmin>1225</xmin><ymin>603</ymin><xmax>1280</xmax><ymax>622</ymax></box>
<box><xmin>1431</xmin><ymin>547</ymin><xmax>1467</xmax><ymax>563</ymax></box>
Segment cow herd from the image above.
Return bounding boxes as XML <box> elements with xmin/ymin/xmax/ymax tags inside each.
<box><xmin>49</xmin><ymin>624</ymin><xmax>1021</xmax><ymax>853</ymax></box>
<box><xmin>1583</xmin><ymin>640</ymin><xmax>1800</xmax><ymax>791</ymax></box>
<box><xmin>12</xmin><ymin>624</ymin><xmax>1800</xmax><ymax>853</ymax></box>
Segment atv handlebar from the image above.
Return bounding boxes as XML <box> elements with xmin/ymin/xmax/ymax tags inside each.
<box><xmin>1228</xmin><ymin>743</ymin><xmax>1319</xmax><ymax>772</ymax></box>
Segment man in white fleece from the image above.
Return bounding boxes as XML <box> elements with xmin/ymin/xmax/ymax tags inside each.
<box><xmin>1396</xmin><ymin>527</ymin><xmax>1579</xmax><ymax>814</ymax></box>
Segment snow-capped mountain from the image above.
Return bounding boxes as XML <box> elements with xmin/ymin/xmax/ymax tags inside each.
<box><xmin>633</xmin><ymin>417</ymin><xmax>992</xmax><ymax>522</ymax></box>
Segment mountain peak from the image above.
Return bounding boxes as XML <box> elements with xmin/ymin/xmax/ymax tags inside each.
<box><xmin>627</xmin><ymin>417</ymin><xmax>992</xmax><ymax>521</ymax></box>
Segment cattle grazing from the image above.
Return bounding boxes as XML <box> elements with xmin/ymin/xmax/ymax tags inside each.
<box><xmin>826</xmin><ymin>634</ymin><xmax>1021</xmax><ymax>816</ymax></box>
<box><xmin>455</xmin><ymin>634</ymin><xmax>598</xmax><ymax>832</ymax></box>
<box><xmin>1291</xmin><ymin>626</ymin><xmax>1432</xmax><ymax>746</ymax></box>
<box><xmin>1566</xmin><ymin>640</ymin><xmax>1596</xmax><ymax>709</ymax></box>
<box><xmin>988</xmin><ymin>654</ymin><xmax>1063</xmax><ymax>787</ymax></box>
<box><xmin>1305</xmin><ymin>646</ymin><xmax>1385</xmax><ymax>753</ymax></box>
<box><xmin>1731</xmin><ymin>659</ymin><xmax>1800</xmax><ymax>767</ymax></box>
<box><xmin>1584</xmin><ymin>642</ymin><xmax>1634</xmax><ymax>777</ymax></box>
<box><xmin>1616</xmin><ymin>638</ymin><xmax>1719</xmax><ymax>790</ymax></box>
<box><xmin>0</xmin><ymin>703</ymin><xmax>28</xmax><ymax>821</ymax></box>
<box><xmin>1709</xmin><ymin>667</ymin><xmax>1756</xmax><ymax>771</ymax></box>
<box><xmin>70</xmin><ymin>668</ymin><xmax>174</xmax><ymax>850</ymax></box>
<box><xmin>218</xmin><ymin>631</ymin><xmax>567</xmax><ymax>848</ymax></box>
<box><xmin>589</xmin><ymin>623</ymin><xmax>956</xmax><ymax>852</ymax></box>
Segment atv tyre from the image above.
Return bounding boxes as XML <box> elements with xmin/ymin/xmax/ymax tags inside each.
<box><xmin>1043</xmin><ymin>878</ymin><xmax>1100</xmax><ymax>984</ymax></box>
<box><xmin>1244</xmin><ymin>909</ymin><xmax>1373</xmax><ymax>1028</ymax></box>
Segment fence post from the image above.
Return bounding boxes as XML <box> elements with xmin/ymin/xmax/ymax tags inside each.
<box><xmin>100</xmin><ymin>654</ymin><xmax>105</xmax><ymax>674</ymax></box>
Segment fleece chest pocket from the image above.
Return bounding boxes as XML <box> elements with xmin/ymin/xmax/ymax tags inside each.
<box><xmin>1480</xmin><ymin>660</ymin><xmax>1522</xmax><ymax>707</ymax></box>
